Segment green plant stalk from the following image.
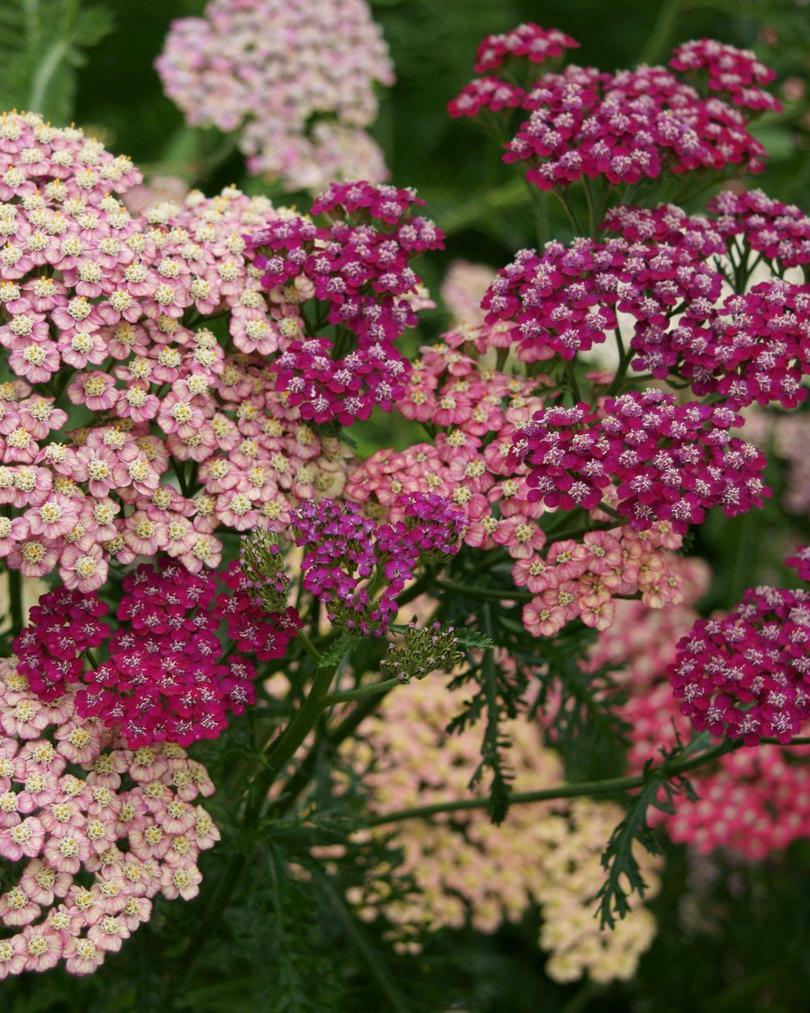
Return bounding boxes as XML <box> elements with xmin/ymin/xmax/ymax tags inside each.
<box><xmin>7</xmin><ymin>568</ymin><xmax>23</xmax><ymax>637</ymax></box>
<box><xmin>366</xmin><ymin>737</ymin><xmax>810</xmax><ymax>828</ymax></box>
<box><xmin>179</xmin><ymin>646</ymin><xmax>343</xmax><ymax>971</ymax></box>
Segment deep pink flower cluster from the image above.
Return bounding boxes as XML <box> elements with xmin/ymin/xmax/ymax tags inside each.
<box><xmin>481</xmin><ymin>233</ymin><xmax>720</xmax><ymax>363</ymax></box>
<box><xmin>708</xmin><ymin>189</ymin><xmax>810</xmax><ymax>269</ymax></box>
<box><xmin>349</xmin><ymin>337</ymin><xmax>687</xmax><ymax>636</ymax></box>
<box><xmin>787</xmin><ymin>544</ymin><xmax>810</xmax><ymax>582</ymax></box>
<box><xmin>590</xmin><ymin>562</ymin><xmax>810</xmax><ymax>860</ymax></box>
<box><xmin>447</xmin><ymin>78</ymin><xmax>528</xmax><ymax>119</ymax></box>
<box><xmin>448</xmin><ymin>24</ymin><xmax>577</xmax><ymax>120</ymax></box>
<box><xmin>505</xmin><ymin>61</ymin><xmax>770</xmax><ymax>191</ymax></box>
<box><xmin>0</xmin><ymin>656</ymin><xmax>217</xmax><ymax>977</ymax></box>
<box><xmin>248</xmin><ymin>182</ymin><xmax>443</xmax><ymax>425</ymax></box>
<box><xmin>13</xmin><ymin>559</ymin><xmax>301</xmax><ymax>748</ymax></box>
<box><xmin>669</xmin><ymin>582</ymin><xmax>810</xmax><ymax>744</ymax></box>
<box><xmin>473</xmin><ymin>23</ymin><xmax>579</xmax><ymax>74</ymax></box>
<box><xmin>600</xmin><ymin>202</ymin><xmax>725</xmax><ymax>256</ymax></box>
<box><xmin>669</xmin><ymin>39</ymin><xmax>780</xmax><ymax>111</ymax></box>
<box><xmin>294</xmin><ymin>493</ymin><xmax>464</xmax><ymax>634</ymax></box>
<box><xmin>516</xmin><ymin>390</ymin><xmax>767</xmax><ymax>532</ymax></box>
<box><xmin>449</xmin><ymin>29</ymin><xmax>777</xmax><ymax>191</ymax></box>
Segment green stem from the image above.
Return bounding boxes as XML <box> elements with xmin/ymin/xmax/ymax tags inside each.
<box><xmin>7</xmin><ymin>568</ymin><xmax>23</xmax><ymax>637</ymax></box>
<box><xmin>436</xmin><ymin>578</ymin><xmax>531</xmax><ymax>603</ymax></box>
<box><xmin>564</xmin><ymin>360</ymin><xmax>582</xmax><ymax>402</ymax></box>
<box><xmin>366</xmin><ymin>738</ymin><xmax>810</xmax><ymax>828</ymax></box>
<box><xmin>180</xmin><ymin>649</ymin><xmax>343</xmax><ymax>970</ymax></box>
<box><xmin>640</xmin><ymin>0</ymin><xmax>683</xmax><ymax>63</ymax></box>
<box><xmin>322</xmin><ymin>676</ymin><xmax>401</xmax><ymax>707</ymax></box>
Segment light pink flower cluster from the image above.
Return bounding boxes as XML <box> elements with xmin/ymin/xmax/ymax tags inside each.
<box><xmin>0</xmin><ymin>116</ymin><xmax>350</xmax><ymax>588</ymax></box>
<box><xmin>341</xmin><ymin>675</ymin><xmax>659</xmax><ymax>983</ymax></box>
<box><xmin>590</xmin><ymin>560</ymin><xmax>810</xmax><ymax>860</ymax></box>
<box><xmin>0</xmin><ymin>656</ymin><xmax>217</xmax><ymax>978</ymax></box>
<box><xmin>348</xmin><ymin>336</ymin><xmax>687</xmax><ymax>636</ymax></box>
<box><xmin>155</xmin><ymin>0</ymin><xmax>394</xmax><ymax>191</ymax></box>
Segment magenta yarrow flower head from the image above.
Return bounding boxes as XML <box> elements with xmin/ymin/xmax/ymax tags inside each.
<box><xmin>506</xmin><ymin>62</ymin><xmax>771</xmax><ymax>191</ymax></box>
<box><xmin>514</xmin><ymin>389</ymin><xmax>768</xmax><ymax>532</ymax></box>
<box><xmin>294</xmin><ymin>493</ymin><xmax>464</xmax><ymax>635</ymax></box>
<box><xmin>156</xmin><ymin>0</ymin><xmax>394</xmax><ymax>191</ymax></box>
<box><xmin>14</xmin><ymin>557</ymin><xmax>301</xmax><ymax>748</ymax></box>
<box><xmin>669</xmin><ymin>39</ymin><xmax>780</xmax><ymax>111</ymax></box>
<box><xmin>592</xmin><ymin>561</ymin><xmax>810</xmax><ymax>860</ymax></box>
<box><xmin>669</xmin><ymin>576</ymin><xmax>810</xmax><ymax>745</ymax></box>
<box><xmin>787</xmin><ymin>545</ymin><xmax>810</xmax><ymax>583</ymax></box>
<box><xmin>247</xmin><ymin>182</ymin><xmax>444</xmax><ymax>425</ymax></box>
<box><xmin>481</xmin><ymin>232</ymin><xmax>722</xmax><ymax>364</ymax></box>
<box><xmin>708</xmin><ymin>188</ymin><xmax>810</xmax><ymax>269</ymax></box>
<box><xmin>0</xmin><ymin>655</ymin><xmax>217</xmax><ymax>979</ymax></box>
<box><xmin>449</xmin><ymin>24</ymin><xmax>578</xmax><ymax>120</ymax></box>
<box><xmin>474</xmin><ymin>23</ymin><xmax>579</xmax><ymax>74</ymax></box>
<box><xmin>449</xmin><ymin>26</ymin><xmax>777</xmax><ymax>190</ymax></box>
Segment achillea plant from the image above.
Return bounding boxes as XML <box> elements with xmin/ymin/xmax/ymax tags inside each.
<box><xmin>1</xmin><ymin>6</ymin><xmax>810</xmax><ymax>1003</ymax></box>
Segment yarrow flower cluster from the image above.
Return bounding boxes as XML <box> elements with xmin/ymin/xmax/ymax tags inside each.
<box><xmin>450</xmin><ymin>28</ymin><xmax>777</xmax><ymax>191</ymax></box>
<box><xmin>669</xmin><ymin>39</ymin><xmax>780</xmax><ymax>111</ymax></box>
<box><xmin>668</xmin><ymin>557</ymin><xmax>810</xmax><ymax>744</ymax></box>
<box><xmin>0</xmin><ymin>112</ymin><xmax>354</xmax><ymax>588</ymax></box>
<box><xmin>341</xmin><ymin>676</ymin><xmax>659</xmax><ymax>983</ymax></box>
<box><xmin>481</xmin><ymin>231</ymin><xmax>721</xmax><ymax>363</ymax></box>
<box><xmin>483</xmin><ymin>204</ymin><xmax>810</xmax><ymax>410</ymax></box>
<box><xmin>248</xmin><ymin>182</ymin><xmax>443</xmax><ymax>425</ymax></box>
<box><xmin>156</xmin><ymin>0</ymin><xmax>394</xmax><ymax>191</ymax></box>
<box><xmin>13</xmin><ymin>558</ymin><xmax>301</xmax><ymax>748</ymax></box>
<box><xmin>349</xmin><ymin>337</ymin><xmax>689</xmax><ymax>636</ymax></box>
<box><xmin>294</xmin><ymin>493</ymin><xmax>464</xmax><ymax>635</ymax></box>
<box><xmin>708</xmin><ymin>188</ymin><xmax>810</xmax><ymax>270</ymax></box>
<box><xmin>516</xmin><ymin>390</ymin><xmax>767</xmax><ymax>533</ymax></box>
<box><xmin>591</xmin><ymin>559</ymin><xmax>810</xmax><ymax>860</ymax></box>
<box><xmin>0</xmin><ymin>656</ymin><xmax>217</xmax><ymax>978</ymax></box>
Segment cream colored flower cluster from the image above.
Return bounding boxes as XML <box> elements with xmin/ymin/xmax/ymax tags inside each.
<box><xmin>343</xmin><ymin>676</ymin><xmax>659</xmax><ymax>983</ymax></box>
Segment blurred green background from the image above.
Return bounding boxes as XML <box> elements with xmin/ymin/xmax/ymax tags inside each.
<box><xmin>1</xmin><ymin>1</ymin><xmax>810</xmax><ymax>1010</ymax></box>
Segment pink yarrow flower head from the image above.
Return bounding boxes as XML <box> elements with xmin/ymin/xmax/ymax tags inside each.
<box><xmin>668</xmin><ymin>578</ymin><xmax>810</xmax><ymax>745</ymax></box>
<box><xmin>515</xmin><ymin>389</ymin><xmax>769</xmax><ymax>533</ymax></box>
<box><xmin>156</xmin><ymin>0</ymin><xmax>394</xmax><ymax>191</ymax></box>
<box><xmin>669</xmin><ymin>39</ymin><xmax>781</xmax><ymax>111</ymax></box>
<box><xmin>449</xmin><ymin>24</ymin><xmax>578</xmax><ymax>119</ymax></box>
<box><xmin>450</xmin><ymin>26</ymin><xmax>777</xmax><ymax>192</ymax></box>
<box><xmin>247</xmin><ymin>182</ymin><xmax>444</xmax><ymax>426</ymax></box>
<box><xmin>14</xmin><ymin>558</ymin><xmax>301</xmax><ymax>748</ymax></box>
<box><xmin>0</xmin><ymin>655</ymin><xmax>217</xmax><ymax>979</ymax></box>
